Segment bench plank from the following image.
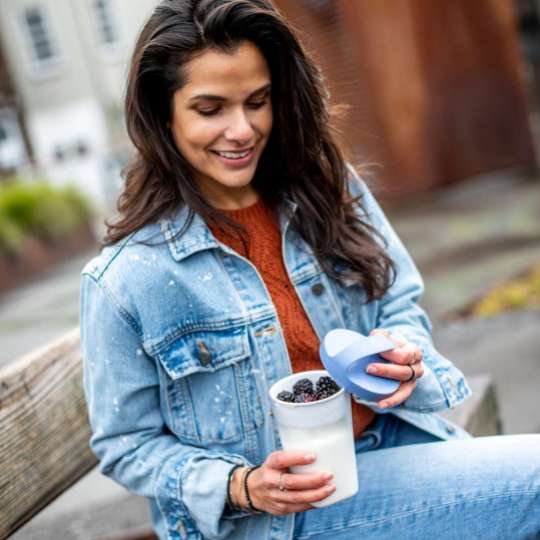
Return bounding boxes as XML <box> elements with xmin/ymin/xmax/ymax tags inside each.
<box><xmin>0</xmin><ymin>329</ymin><xmax>98</xmax><ymax>539</ymax></box>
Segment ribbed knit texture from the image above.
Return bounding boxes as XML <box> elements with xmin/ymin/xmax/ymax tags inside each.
<box><xmin>208</xmin><ymin>197</ymin><xmax>375</xmax><ymax>439</ymax></box>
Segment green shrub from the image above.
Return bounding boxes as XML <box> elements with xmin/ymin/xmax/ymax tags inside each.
<box><xmin>31</xmin><ymin>188</ymin><xmax>81</xmax><ymax>242</ymax></box>
<box><xmin>61</xmin><ymin>184</ymin><xmax>94</xmax><ymax>221</ymax></box>
<box><xmin>0</xmin><ymin>180</ymin><xmax>43</xmax><ymax>233</ymax></box>
<box><xmin>0</xmin><ymin>179</ymin><xmax>94</xmax><ymax>255</ymax></box>
<box><xmin>0</xmin><ymin>213</ymin><xmax>25</xmax><ymax>256</ymax></box>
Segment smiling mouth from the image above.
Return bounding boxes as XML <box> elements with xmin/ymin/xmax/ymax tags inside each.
<box><xmin>210</xmin><ymin>147</ymin><xmax>255</xmax><ymax>160</ymax></box>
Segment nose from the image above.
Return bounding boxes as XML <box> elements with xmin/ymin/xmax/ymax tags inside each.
<box><xmin>224</xmin><ymin>109</ymin><xmax>255</xmax><ymax>144</ymax></box>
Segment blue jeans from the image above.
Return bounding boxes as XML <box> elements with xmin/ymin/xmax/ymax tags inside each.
<box><xmin>293</xmin><ymin>414</ymin><xmax>540</xmax><ymax>540</ymax></box>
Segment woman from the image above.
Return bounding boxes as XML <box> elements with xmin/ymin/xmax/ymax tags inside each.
<box><xmin>80</xmin><ymin>1</ymin><xmax>540</xmax><ymax>539</ymax></box>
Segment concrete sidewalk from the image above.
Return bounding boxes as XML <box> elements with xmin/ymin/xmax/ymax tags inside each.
<box><xmin>386</xmin><ymin>167</ymin><xmax>540</xmax><ymax>322</ymax></box>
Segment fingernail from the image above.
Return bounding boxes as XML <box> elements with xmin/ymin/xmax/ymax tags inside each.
<box><xmin>326</xmin><ymin>484</ymin><xmax>336</xmax><ymax>492</ymax></box>
<box><xmin>305</xmin><ymin>453</ymin><xmax>316</xmax><ymax>461</ymax></box>
<box><xmin>323</xmin><ymin>472</ymin><xmax>333</xmax><ymax>481</ymax></box>
<box><xmin>367</xmin><ymin>366</ymin><xmax>377</xmax><ymax>374</ymax></box>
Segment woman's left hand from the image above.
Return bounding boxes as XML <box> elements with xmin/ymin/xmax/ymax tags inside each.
<box><xmin>366</xmin><ymin>328</ymin><xmax>425</xmax><ymax>409</ymax></box>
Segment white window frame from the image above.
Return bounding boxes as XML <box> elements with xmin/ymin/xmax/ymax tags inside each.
<box><xmin>90</xmin><ymin>0</ymin><xmax>123</xmax><ymax>59</ymax></box>
<box><xmin>19</xmin><ymin>4</ymin><xmax>62</xmax><ymax>78</ymax></box>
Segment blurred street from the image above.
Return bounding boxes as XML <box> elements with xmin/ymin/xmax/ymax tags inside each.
<box><xmin>0</xmin><ymin>251</ymin><xmax>90</xmax><ymax>369</ymax></box>
<box><xmin>389</xmin><ymin>168</ymin><xmax>540</xmax><ymax>321</ymax></box>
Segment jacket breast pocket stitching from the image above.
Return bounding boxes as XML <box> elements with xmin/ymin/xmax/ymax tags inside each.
<box><xmin>154</xmin><ymin>326</ymin><xmax>262</xmax><ymax>444</ymax></box>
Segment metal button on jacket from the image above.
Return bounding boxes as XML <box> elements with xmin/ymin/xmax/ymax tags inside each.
<box><xmin>197</xmin><ymin>340</ymin><xmax>212</xmax><ymax>365</ymax></box>
<box><xmin>311</xmin><ymin>282</ymin><xmax>325</xmax><ymax>296</ymax></box>
<box><xmin>445</xmin><ymin>423</ymin><xmax>456</xmax><ymax>435</ymax></box>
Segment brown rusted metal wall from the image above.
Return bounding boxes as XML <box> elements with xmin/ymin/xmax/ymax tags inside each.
<box><xmin>273</xmin><ymin>0</ymin><xmax>536</xmax><ymax>195</ymax></box>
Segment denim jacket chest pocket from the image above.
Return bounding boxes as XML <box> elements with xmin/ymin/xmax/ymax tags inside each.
<box><xmin>153</xmin><ymin>324</ymin><xmax>264</xmax><ymax>446</ymax></box>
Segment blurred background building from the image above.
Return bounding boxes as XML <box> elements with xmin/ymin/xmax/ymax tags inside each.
<box><xmin>0</xmin><ymin>0</ymin><xmax>157</xmax><ymax>207</ymax></box>
<box><xmin>0</xmin><ymin>40</ymin><xmax>31</xmax><ymax>173</ymax></box>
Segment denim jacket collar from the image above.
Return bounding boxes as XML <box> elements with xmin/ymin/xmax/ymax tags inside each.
<box><xmin>159</xmin><ymin>196</ymin><xmax>298</xmax><ymax>262</ymax></box>
<box><xmin>159</xmin><ymin>205</ymin><xmax>218</xmax><ymax>262</ymax></box>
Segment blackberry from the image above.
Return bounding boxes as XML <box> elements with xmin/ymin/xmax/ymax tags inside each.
<box><xmin>316</xmin><ymin>376</ymin><xmax>340</xmax><ymax>395</ymax></box>
<box><xmin>277</xmin><ymin>391</ymin><xmax>295</xmax><ymax>403</ymax></box>
<box><xmin>294</xmin><ymin>392</ymin><xmax>316</xmax><ymax>403</ymax></box>
<box><xmin>314</xmin><ymin>390</ymin><xmax>333</xmax><ymax>400</ymax></box>
<box><xmin>292</xmin><ymin>378</ymin><xmax>314</xmax><ymax>396</ymax></box>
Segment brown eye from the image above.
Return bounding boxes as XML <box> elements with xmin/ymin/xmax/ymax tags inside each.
<box><xmin>248</xmin><ymin>93</ymin><xmax>270</xmax><ymax>109</ymax></box>
<box><xmin>247</xmin><ymin>101</ymin><xmax>267</xmax><ymax>109</ymax></box>
<box><xmin>197</xmin><ymin>108</ymin><xmax>220</xmax><ymax>116</ymax></box>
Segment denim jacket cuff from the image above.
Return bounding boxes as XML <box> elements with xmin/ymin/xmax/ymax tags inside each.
<box><xmin>352</xmin><ymin>356</ymin><xmax>472</xmax><ymax>414</ymax></box>
<box><xmin>160</xmin><ymin>451</ymin><xmax>253</xmax><ymax>539</ymax></box>
<box><xmin>154</xmin><ymin>452</ymin><xmax>193</xmax><ymax>540</ymax></box>
<box><xmin>222</xmin><ymin>464</ymin><xmax>259</xmax><ymax>521</ymax></box>
<box><xmin>403</xmin><ymin>343</ymin><xmax>472</xmax><ymax>412</ymax></box>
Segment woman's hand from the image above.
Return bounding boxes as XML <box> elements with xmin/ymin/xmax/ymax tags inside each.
<box><xmin>230</xmin><ymin>451</ymin><xmax>335</xmax><ymax>515</ymax></box>
<box><xmin>367</xmin><ymin>328</ymin><xmax>425</xmax><ymax>409</ymax></box>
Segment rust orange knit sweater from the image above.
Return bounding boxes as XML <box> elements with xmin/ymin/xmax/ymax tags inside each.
<box><xmin>208</xmin><ymin>197</ymin><xmax>375</xmax><ymax>440</ymax></box>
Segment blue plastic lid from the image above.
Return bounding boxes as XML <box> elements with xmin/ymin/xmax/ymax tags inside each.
<box><xmin>319</xmin><ymin>329</ymin><xmax>400</xmax><ymax>401</ymax></box>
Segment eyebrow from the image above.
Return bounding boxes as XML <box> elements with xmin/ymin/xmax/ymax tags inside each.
<box><xmin>188</xmin><ymin>83</ymin><xmax>272</xmax><ymax>103</ymax></box>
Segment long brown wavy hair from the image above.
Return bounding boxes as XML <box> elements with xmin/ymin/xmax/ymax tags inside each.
<box><xmin>104</xmin><ymin>0</ymin><xmax>395</xmax><ymax>301</ymax></box>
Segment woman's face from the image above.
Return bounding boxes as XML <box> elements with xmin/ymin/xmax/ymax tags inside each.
<box><xmin>171</xmin><ymin>41</ymin><xmax>273</xmax><ymax>209</ymax></box>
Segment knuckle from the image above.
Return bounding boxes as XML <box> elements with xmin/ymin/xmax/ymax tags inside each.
<box><xmin>394</xmin><ymin>353</ymin><xmax>409</xmax><ymax>365</ymax></box>
<box><xmin>276</xmin><ymin>502</ymin><xmax>287</xmax><ymax>514</ymax></box>
<box><xmin>267</xmin><ymin>452</ymin><xmax>278</xmax><ymax>467</ymax></box>
<box><xmin>262</xmin><ymin>471</ymin><xmax>273</xmax><ymax>488</ymax></box>
<box><xmin>288</xmin><ymin>492</ymin><xmax>300</xmax><ymax>504</ymax></box>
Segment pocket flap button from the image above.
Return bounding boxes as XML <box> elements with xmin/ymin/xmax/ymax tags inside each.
<box><xmin>311</xmin><ymin>282</ymin><xmax>325</xmax><ymax>296</ymax></box>
<box><xmin>197</xmin><ymin>340</ymin><xmax>212</xmax><ymax>366</ymax></box>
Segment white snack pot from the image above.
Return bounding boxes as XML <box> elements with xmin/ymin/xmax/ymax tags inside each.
<box><xmin>269</xmin><ymin>370</ymin><xmax>358</xmax><ymax>508</ymax></box>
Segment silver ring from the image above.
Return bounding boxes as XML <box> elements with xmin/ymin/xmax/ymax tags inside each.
<box><xmin>404</xmin><ymin>364</ymin><xmax>416</xmax><ymax>382</ymax></box>
<box><xmin>278</xmin><ymin>472</ymin><xmax>286</xmax><ymax>492</ymax></box>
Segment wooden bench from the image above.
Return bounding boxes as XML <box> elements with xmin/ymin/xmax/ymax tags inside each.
<box><xmin>0</xmin><ymin>330</ymin><xmax>501</xmax><ymax>540</ymax></box>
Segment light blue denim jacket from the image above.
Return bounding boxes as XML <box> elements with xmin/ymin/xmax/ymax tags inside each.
<box><xmin>80</xmin><ymin>165</ymin><xmax>471</xmax><ymax>540</ymax></box>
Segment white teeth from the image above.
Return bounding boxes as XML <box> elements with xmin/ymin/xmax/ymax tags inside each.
<box><xmin>215</xmin><ymin>149</ymin><xmax>251</xmax><ymax>159</ymax></box>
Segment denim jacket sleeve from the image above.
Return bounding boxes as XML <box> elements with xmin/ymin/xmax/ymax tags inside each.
<box><xmin>346</xmin><ymin>165</ymin><xmax>472</xmax><ymax>413</ymax></box>
<box><xmin>80</xmin><ymin>273</ymin><xmax>253</xmax><ymax>540</ymax></box>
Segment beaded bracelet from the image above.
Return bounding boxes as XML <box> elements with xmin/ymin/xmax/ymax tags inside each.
<box><xmin>243</xmin><ymin>465</ymin><xmax>263</xmax><ymax>514</ymax></box>
<box><xmin>225</xmin><ymin>464</ymin><xmax>243</xmax><ymax>511</ymax></box>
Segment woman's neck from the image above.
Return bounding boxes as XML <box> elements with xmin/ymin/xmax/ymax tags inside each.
<box><xmin>201</xmin><ymin>183</ymin><xmax>260</xmax><ymax>211</ymax></box>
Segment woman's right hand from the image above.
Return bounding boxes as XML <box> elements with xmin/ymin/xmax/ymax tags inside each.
<box><xmin>232</xmin><ymin>451</ymin><xmax>336</xmax><ymax>515</ymax></box>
